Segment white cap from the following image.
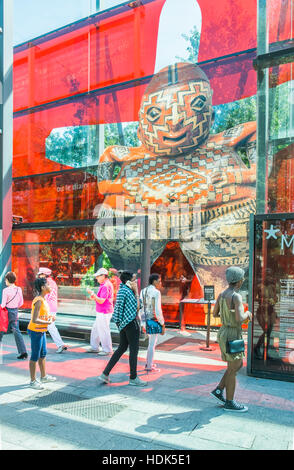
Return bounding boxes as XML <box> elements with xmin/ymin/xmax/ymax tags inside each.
<box><xmin>38</xmin><ymin>267</ymin><xmax>52</xmax><ymax>276</ymax></box>
<box><xmin>94</xmin><ymin>268</ymin><xmax>108</xmax><ymax>277</ymax></box>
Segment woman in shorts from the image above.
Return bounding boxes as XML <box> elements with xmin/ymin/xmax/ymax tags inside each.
<box><xmin>211</xmin><ymin>267</ymin><xmax>252</xmax><ymax>412</ymax></box>
<box><xmin>27</xmin><ymin>277</ymin><xmax>57</xmax><ymax>389</ymax></box>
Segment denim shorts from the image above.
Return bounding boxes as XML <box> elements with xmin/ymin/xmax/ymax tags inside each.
<box><xmin>28</xmin><ymin>329</ymin><xmax>47</xmax><ymax>362</ymax></box>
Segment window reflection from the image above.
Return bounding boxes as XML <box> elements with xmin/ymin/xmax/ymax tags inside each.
<box><xmin>252</xmin><ymin>219</ymin><xmax>294</xmax><ymax>378</ymax></box>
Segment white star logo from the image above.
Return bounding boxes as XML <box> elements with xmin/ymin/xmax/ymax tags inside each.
<box><xmin>264</xmin><ymin>224</ymin><xmax>280</xmax><ymax>240</ymax></box>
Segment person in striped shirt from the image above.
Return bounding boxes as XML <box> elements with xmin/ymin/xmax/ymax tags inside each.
<box><xmin>98</xmin><ymin>271</ymin><xmax>147</xmax><ymax>387</ymax></box>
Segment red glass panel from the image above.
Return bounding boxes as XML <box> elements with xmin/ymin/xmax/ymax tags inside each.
<box><xmin>13</xmin><ymin>0</ymin><xmax>262</xmax><ymax>115</ymax></box>
<box><xmin>13</xmin><ymin>82</ymin><xmax>148</xmax><ymax>178</ymax></box>
<box><xmin>268</xmin><ymin>0</ymin><xmax>294</xmax><ymax>45</ymax></box>
<box><xmin>12</xmin><ymin>239</ymin><xmax>102</xmax><ymax>309</ymax></box>
<box><xmin>13</xmin><ymin>1</ymin><xmax>165</xmax><ymax>112</ymax></box>
<box><xmin>197</xmin><ymin>0</ymin><xmax>257</xmax><ymax>60</ymax></box>
<box><xmin>13</xmin><ymin>171</ymin><xmax>103</xmax><ymax>223</ymax></box>
<box><xmin>12</xmin><ymin>226</ymin><xmax>96</xmax><ymax>244</ymax></box>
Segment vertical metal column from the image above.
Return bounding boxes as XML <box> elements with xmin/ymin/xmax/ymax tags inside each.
<box><xmin>248</xmin><ymin>0</ymin><xmax>268</xmax><ymax>375</ymax></box>
<box><xmin>256</xmin><ymin>0</ymin><xmax>269</xmax><ymax>214</ymax></box>
<box><xmin>247</xmin><ymin>213</ymin><xmax>255</xmax><ymax>376</ymax></box>
<box><xmin>0</xmin><ymin>0</ymin><xmax>13</xmax><ymax>298</ymax></box>
<box><xmin>141</xmin><ymin>216</ymin><xmax>151</xmax><ymax>290</ymax></box>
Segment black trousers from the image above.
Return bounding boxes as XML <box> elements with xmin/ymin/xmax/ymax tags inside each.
<box><xmin>103</xmin><ymin>319</ymin><xmax>140</xmax><ymax>380</ymax></box>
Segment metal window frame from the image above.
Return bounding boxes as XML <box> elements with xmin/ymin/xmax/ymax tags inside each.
<box><xmin>248</xmin><ymin>212</ymin><xmax>294</xmax><ymax>382</ymax></box>
<box><xmin>0</xmin><ymin>0</ymin><xmax>13</xmax><ymax>293</ymax></box>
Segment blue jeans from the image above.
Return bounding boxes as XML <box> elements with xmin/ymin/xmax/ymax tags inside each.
<box><xmin>28</xmin><ymin>329</ymin><xmax>47</xmax><ymax>362</ymax></box>
<box><xmin>0</xmin><ymin>308</ymin><xmax>27</xmax><ymax>355</ymax></box>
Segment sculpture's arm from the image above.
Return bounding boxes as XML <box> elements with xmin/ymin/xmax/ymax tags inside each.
<box><xmin>97</xmin><ymin>147</ymin><xmax>124</xmax><ymax>195</ymax></box>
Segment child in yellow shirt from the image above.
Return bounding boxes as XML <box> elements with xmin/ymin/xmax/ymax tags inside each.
<box><xmin>28</xmin><ymin>277</ymin><xmax>57</xmax><ymax>389</ymax></box>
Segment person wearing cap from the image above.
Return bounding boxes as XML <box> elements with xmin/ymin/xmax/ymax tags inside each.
<box><xmin>37</xmin><ymin>268</ymin><xmax>67</xmax><ymax>354</ymax></box>
<box><xmin>86</xmin><ymin>268</ymin><xmax>114</xmax><ymax>355</ymax></box>
<box><xmin>210</xmin><ymin>267</ymin><xmax>252</xmax><ymax>413</ymax></box>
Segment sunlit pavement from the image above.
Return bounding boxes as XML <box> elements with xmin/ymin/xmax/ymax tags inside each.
<box><xmin>0</xmin><ymin>328</ymin><xmax>293</xmax><ymax>451</ymax></box>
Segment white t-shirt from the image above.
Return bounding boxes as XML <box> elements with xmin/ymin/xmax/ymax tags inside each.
<box><xmin>140</xmin><ymin>285</ymin><xmax>164</xmax><ymax>326</ymax></box>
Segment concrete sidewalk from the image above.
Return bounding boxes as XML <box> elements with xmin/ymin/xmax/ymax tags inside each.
<box><xmin>0</xmin><ymin>329</ymin><xmax>293</xmax><ymax>451</ymax></box>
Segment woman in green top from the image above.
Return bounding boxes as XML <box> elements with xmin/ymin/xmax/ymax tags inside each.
<box><xmin>211</xmin><ymin>267</ymin><xmax>252</xmax><ymax>412</ymax></box>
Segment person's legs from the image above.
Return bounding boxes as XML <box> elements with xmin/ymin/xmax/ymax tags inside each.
<box><xmin>39</xmin><ymin>333</ymin><xmax>47</xmax><ymax>378</ymax></box>
<box><xmin>47</xmin><ymin>322</ymin><xmax>65</xmax><ymax>349</ymax></box>
<box><xmin>38</xmin><ymin>357</ymin><xmax>46</xmax><ymax>378</ymax></box>
<box><xmin>146</xmin><ymin>334</ymin><xmax>158</xmax><ymax>370</ymax></box>
<box><xmin>29</xmin><ymin>360</ymin><xmax>38</xmax><ymax>382</ymax></box>
<box><xmin>103</xmin><ymin>328</ymin><xmax>128</xmax><ymax>376</ymax></box>
<box><xmin>29</xmin><ymin>330</ymin><xmax>43</xmax><ymax>382</ymax></box>
<box><xmin>90</xmin><ymin>318</ymin><xmax>101</xmax><ymax>351</ymax></box>
<box><xmin>125</xmin><ymin>320</ymin><xmax>140</xmax><ymax>380</ymax></box>
<box><xmin>38</xmin><ymin>334</ymin><xmax>56</xmax><ymax>383</ymax></box>
<box><xmin>224</xmin><ymin>359</ymin><xmax>243</xmax><ymax>401</ymax></box>
<box><xmin>8</xmin><ymin>309</ymin><xmax>27</xmax><ymax>355</ymax></box>
<box><xmin>222</xmin><ymin>359</ymin><xmax>247</xmax><ymax>412</ymax></box>
<box><xmin>96</xmin><ymin>313</ymin><xmax>113</xmax><ymax>353</ymax></box>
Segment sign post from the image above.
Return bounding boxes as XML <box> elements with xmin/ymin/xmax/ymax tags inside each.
<box><xmin>200</xmin><ymin>286</ymin><xmax>215</xmax><ymax>351</ymax></box>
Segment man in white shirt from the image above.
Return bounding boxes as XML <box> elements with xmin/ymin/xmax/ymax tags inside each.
<box><xmin>140</xmin><ymin>273</ymin><xmax>165</xmax><ymax>372</ymax></box>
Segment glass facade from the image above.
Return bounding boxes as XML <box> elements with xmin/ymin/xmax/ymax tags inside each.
<box><xmin>249</xmin><ymin>0</ymin><xmax>294</xmax><ymax>381</ymax></box>
<box><xmin>11</xmin><ymin>1</ymin><xmax>292</xmax><ymax>328</ymax></box>
<box><xmin>251</xmin><ymin>215</ymin><xmax>294</xmax><ymax>380</ymax></box>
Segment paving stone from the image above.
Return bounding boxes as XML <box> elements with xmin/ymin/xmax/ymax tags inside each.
<box><xmin>190</xmin><ymin>426</ymin><xmax>255</xmax><ymax>449</ymax></box>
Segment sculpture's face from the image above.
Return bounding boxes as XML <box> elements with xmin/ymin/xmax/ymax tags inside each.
<box><xmin>138</xmin><ymin>80</ymin><xmax>213</xmax><ymax>155</ymax></box>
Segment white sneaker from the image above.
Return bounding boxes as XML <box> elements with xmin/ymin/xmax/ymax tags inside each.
<box><xmin>30</xmin><ymin>380</ymin><xmax>45</xmax><ymax>390</ymax></box>
<box><xmin>129</xmin><ymin>377</ymin><xmax>147</xmax><ymax>387</ymax></box>
<box><xmin>98</xmin><ymin>373</ymin><xmax>111</xmax><ymax>384</ymax></box>
<box><xmin>86</xmin><ymin>347</ymin><xmax>100</xmax><ymax>353</ymax></box>
<box><xmin>97</xmin><ymin>350</ymin><xmax>112</xmax><ymax>356</ymax></box>
<box><xmin>40</xmin><ymin>375</ymin><xmax>57</xmax><ymax>383</ymax></box>
<box><xmin>56</xmin><ymin>345</ymin><xmax>67</xmax><ymax>354</ymax></box>
<box><xmin>145</xmin><ymin>364</ymin><xmax>161</xmax><ymax>372</ymax></box>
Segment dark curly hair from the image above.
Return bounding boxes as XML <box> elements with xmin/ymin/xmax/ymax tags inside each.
<box><xmin>120</xmin><ymin>271</ymin><xmax>133</xmax><ymax>284</ymax></box>
<box><xmin>34</xmin><ymin>277</ymin><xmax>48</xmax><ymax>295</ymax></box>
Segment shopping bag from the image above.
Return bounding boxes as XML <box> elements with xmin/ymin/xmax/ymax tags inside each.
<box><xmin>0</xmin><ymin>306</ymin><xmax>8</xmax><ymax>332</ymax></box>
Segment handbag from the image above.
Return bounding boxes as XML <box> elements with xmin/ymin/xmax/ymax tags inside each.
<box><xmin>0</xmin><ymin>288</ymin><xmax>19</xmax><ymax>333</ymax></box>
<box><xmin>146</xmin><ymin>318</ymin><xmax>162</xmax><ymax>335</ymax></box>
<box><xmin>143</xmin><ymin>287</ymin><xmax>162</xmax><ymax>335</ymax></box>
<box><xmin>226</xmin><ymin>339</ymin><xmax>245</xmax><ymax>354</ymax></box>
<box><xmin>0</xmin><ymin>306</ymin><xmax>8</xmax><ymax>333</ymax></box>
